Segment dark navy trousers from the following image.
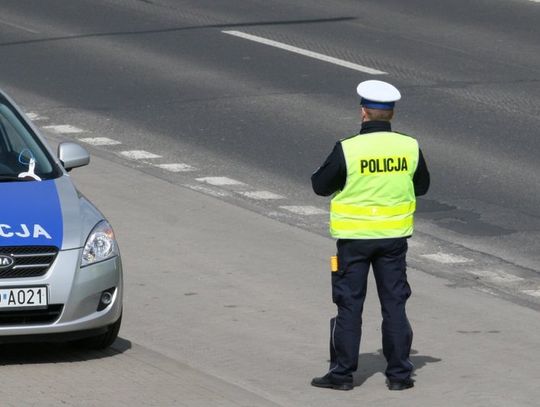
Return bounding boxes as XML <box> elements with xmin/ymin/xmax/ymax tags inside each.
<box><xmin>328</xmin><ymin>237</ymin><xmax>413</xmax><ymax>382</ymax></box>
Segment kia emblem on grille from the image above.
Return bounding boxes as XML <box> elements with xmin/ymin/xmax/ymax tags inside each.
<box><xmin>0</xmin><ymin>255</ymin><xmax>14</xmax><ymax>269</ymax></box>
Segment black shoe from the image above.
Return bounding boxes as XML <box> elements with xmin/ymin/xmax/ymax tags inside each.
<box><xmin>387</xmin><ymin>378</ymin><xmax>414</xmax><ymax>391</ymax></box>
<box><xmin>311</xmin><ymin>373</ymin><xmax>353</xmax><ymax>391</ymax></box>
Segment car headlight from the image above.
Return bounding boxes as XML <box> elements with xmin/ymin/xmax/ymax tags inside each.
<box><xmin>81</xmin><ymin>220</ymin><xmax>119</xmax><ymax>267</ymax></box>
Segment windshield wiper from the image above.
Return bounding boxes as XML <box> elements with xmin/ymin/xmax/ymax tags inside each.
<box><xmin>0</xmin><ymin>175</ymin><xmax>33</xmax><ymax>182</ymax></box>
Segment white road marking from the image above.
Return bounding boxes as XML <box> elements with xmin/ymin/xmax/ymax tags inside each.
<box><xmin>25</xmin><ymin>112</ymin><xmax>48</xmax><ymax>121</ymax></box>
<box><xmin>522</xmin><ymin>289</ymin><xmax>540</xmax><ymax>297</ymax></box>
<box><xmin>120</xmin><ymin>150</ymin><xmax>162</xmax><ymax>160</ymax></box>
<box><xmin>43</xmin><ymin>125</ymin><xmax>84</xmax><ymax>134</ymax></box>
<box><xmin>80</xmin><ymin>137</ymin><xmax>122</xmax><ymax>146</ymax></box>
<box><xmin>222</xmin><ymin>30</ymin><xmax>387</xmax><ymax>75</ymax></box>
<box><xmin>196</xmin><ymin>176</ymin><xmax>246</xmax><ymax>186</ymax></box>
<box><xmin>280</xmin><ymin>205</ymin><xmax>328</xmax><ymax>215</ymax></box>
<box><xmin>0</xmin><ymin>17</ymin><xmax>40</xmax><ymax>34</ymax></box>
<box><xmin>156</xmin><ymin>163</ymin><xmax>196</xmax><ymax>172</ymax></box>
<box><xmin>468</xmin><ymin>270</ymin><xmax>524</xmax><ymax>283</ymax></box>
<box><xmin>406</xmin><ymin>240</ymin><xmax>423</xmax><ymax>249</ymax></box>
<box><xmin>239</xmin><ymin>191</ymin><xmax>285</xmax><ymax>200</ymax></box>
<box><xmin>421</xmin><ymin>252</ymin><xmax>472</xmax><ymax>264</ymax></box>
<box><xmin>185</xmin><ymin>184</ymin><xmax>231</xmax><ymax>197</ymax></box>
<box><xmin>475</xmin><ymin>286</ymin><xmax>498</xmax><ymax>296</ymax></box>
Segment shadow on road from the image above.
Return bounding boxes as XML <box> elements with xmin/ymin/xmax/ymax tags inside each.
<box><xmin>0</xmin><ymin>16</ymin><xmax>356</xmax><ymax>48</ymax></box>
<box><xmin>352</xmin><ymin>348</ymin><xmax>442</xmax><ymax>386</ymax></box>
<box><xmin>0</xmin><ymin>337</ymin><xmax>131</xmax><ymax>365</ymax></box>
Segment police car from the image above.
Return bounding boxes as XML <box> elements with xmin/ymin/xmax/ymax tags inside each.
<box><xmin>0</xmin><ymin>90</ymin><xmax>122</xmax><ymax>349</ymax></box>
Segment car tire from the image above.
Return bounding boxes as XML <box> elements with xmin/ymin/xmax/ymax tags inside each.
<box><xmin>73</xmin><ymin>314</ymin><xmax>122</xmax><ymax>350</ymax></box>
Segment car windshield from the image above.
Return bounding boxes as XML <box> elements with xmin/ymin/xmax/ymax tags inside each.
<box><xmin>0</xmin><ymin>96</ymin><xmax>61</xmax><ymax>182</ymax></box>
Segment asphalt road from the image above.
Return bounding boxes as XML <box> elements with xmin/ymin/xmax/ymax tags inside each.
<box><xmin>1</xmin><ymin>0</ymin><xmax>539</xmax><ymax>272</ymax></box>
<box><xmin>1</xmin><ymin>0</ymin><xmax>540</xmax><ymax>404</ymax></box>
<box><xmin>2</xmin><ymin>148</ymin><xmax>539</xmax><ymax>406</ymax></box>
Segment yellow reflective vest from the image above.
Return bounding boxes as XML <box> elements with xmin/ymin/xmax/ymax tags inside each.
<box><xmin>330</xmin><ymin>131</ymin><xmax>419</xmax><ymax>239</ymax></box>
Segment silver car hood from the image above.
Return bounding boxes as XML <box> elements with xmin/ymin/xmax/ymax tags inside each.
<box><xmin>0</xmin><ymin>175</ymin><xmax>103</xmax><ymax>250</ymax></box>
<box><xmin>55</xmin><ymin>175</ymin><xmax>104</xmax><ymax>250</ymax></box>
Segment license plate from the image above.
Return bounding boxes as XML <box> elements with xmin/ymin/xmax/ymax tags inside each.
<box><xmin>0</xmin><ymin>287</ymin><xmax>48</xmax><ymax>308</ymax></box>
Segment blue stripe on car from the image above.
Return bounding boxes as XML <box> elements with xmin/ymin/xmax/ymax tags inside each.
<box><xmin>0</xmin><ymin>180</ymin><xmax>63</xmax><ymax>248</ymax></box>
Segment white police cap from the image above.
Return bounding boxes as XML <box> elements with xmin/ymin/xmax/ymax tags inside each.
<box><xmin>356</xmin><ymin>80</ymin><xmax>401</xmax><ymax>110</ymax></box>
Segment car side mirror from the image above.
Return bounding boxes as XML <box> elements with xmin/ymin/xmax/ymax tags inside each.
<box><xmin>57</xmin><ymin>142</ymin><xmax>90</xmax><ymax>171</ymax></box>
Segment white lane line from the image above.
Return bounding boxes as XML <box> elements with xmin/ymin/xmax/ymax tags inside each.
<box><xmin>239</xmin><ymin>191</ymin><xmax>285</xmax><ymax>200</ymax></box>
<box><xmin>120</xmin><ymin>150</ymin><xmax>161</xmax><ymax>160</ymax></box>
<box><xmin>79</xmin><ymin>137</ymin><xmax>121</xmax><ymax>146</ymax></box>
<box><xmin>0</xmin><ymin>18</ymin><xmax>40</xmax><ymax>34</ymax></box>
<box><xmin>26</xmin><ymin>112</ymin><xmax>48</xmax><ymax>121</ymax></box>
<box><xmin>421</xmin><ymin>252</ymin><xmax>472</xmax><ymax>264</ymax></box>
<box><xmin>185</xmin><ymin>184</ymin><xmax>231</xmax><ymax>198</ymax></box>
<box><xmin>468</xmin><ymin>270</ymin><xmax>524</xmax><ymax>284</ymax></box>
<box><xmin>522</xmin><ymin>289</ymin><xmax>540</xmax><ymax>297</ymax></box>
<box><xmin>156</xmin><ymin>163</ymin><xmax>196</xmax><ymax>172</ymax></box>
<box><xmin>475</xmin><ymin>287</ymin><xmax>498</xmax><ymax>296</ymax></box>
<box><xmin>280</xmin><ymin>205</ymin><xmax>328</xmax><ymax>215</ymax></box>
<box><xmin>196</xmin><ymin>176</ymin><xmax>246</xmax><ymax>186</ymax></box>
<box><xmin>222</xmin><ymin>30</ymin><xmax>387</xmax><ymax>75</ymax></box>
<box><xmin>43</xmin><ymin>125</ymin><xmax>84</xmax><ymax>134</ymax></box>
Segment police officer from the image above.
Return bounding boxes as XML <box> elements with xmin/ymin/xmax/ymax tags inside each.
<box><xmin>310</xmin><ymin>80</ymin><xmax>430</xmax><ymax>391</ymax></box>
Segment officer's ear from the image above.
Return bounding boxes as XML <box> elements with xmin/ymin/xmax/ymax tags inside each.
<box><xmin>361</xmin><ymin>107</ymin><xmax>368</xmax><ymax>122</ymax></box>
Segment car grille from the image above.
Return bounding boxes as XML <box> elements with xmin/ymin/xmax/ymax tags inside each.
<box><xmin>0</xmin><ymin>304</ymin><xmax>63</xmax><ymax>325</ymax></box>
<box><xmin>0</xmin><ymin>246</ymin><xmax>59</xmax><ymax>279</ymax></box>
